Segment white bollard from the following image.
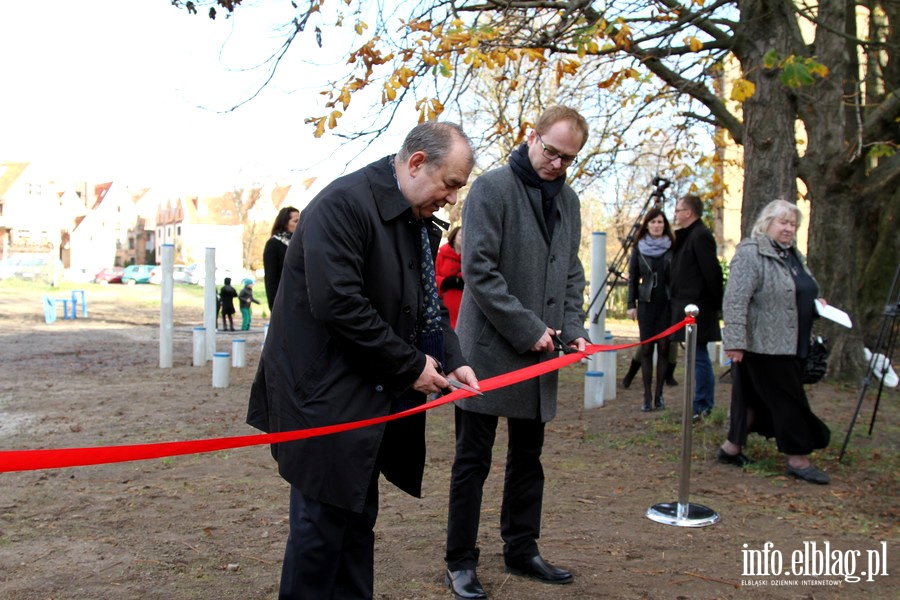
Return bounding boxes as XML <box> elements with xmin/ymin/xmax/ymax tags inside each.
<box><xmin>717</xmin><ymin>341</ymin><xmax>729</xmax><ymax>366</ymax></box>
<box><xmin>193</xmin><ymin>327</ymin><xmax>206</xmax><ymax>366</ymax></box>
<box><xmin>602</xmin><ymin>330</ymin><xmax>616</xmax><ymax>401</ymax></box>
<box><xmin>584</xmin><ymin>370</ymin><xmax>604</xmax><ymax>409</ymax></box>
<box><xmin>232</xmin><ymin>339</ymin><xmax>246</xmax><ymax>367</ymax></box>
<box><xmin>204</xmin><ymin>248</ymin><xmax>217</xmax><ymax>360</ymax></box>
<box><xmin>212</xmin><ymin>352</ymin><xmax>230</xmax><ymax>388</ymax></box>
<box><xmin>584</xmin><ymin>231</ymin><xmax>606</xmax><ymax>410</ymax></box>
<box><xmin>159</xmin><ymin>244</ymin><xmax>174</xmax><ymax>368</ymax></box>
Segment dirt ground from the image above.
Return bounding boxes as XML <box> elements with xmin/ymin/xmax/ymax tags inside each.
<box><xmin>0</xmin><ymin>283</ymin><xmax>897</xmax><ymax>600</ymax></box>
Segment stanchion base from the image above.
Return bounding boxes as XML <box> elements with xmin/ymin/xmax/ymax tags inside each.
<box><xmin>646</xmin><ymin>502</ymin><xmax>720</xmax><ymax>527</ymax></box>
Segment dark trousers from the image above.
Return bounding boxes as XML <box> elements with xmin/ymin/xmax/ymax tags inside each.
<box><xmin>279</xmin><ymin>473</ymin><xmax>379</xmax><ymax>599</ymax></box>
<box><xmin>727</xmin><ymin>353</ymin><xmax>830</xmax><ymax>455</ymax></box>
<box><xmin>445</xmin><ymin>407</ymin><xmax>545</xmax><ymax>570</ymax></box>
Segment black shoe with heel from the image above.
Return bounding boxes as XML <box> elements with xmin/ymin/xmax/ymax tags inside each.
<box><xmin>445</xmin><ymin>569</ymin><xmax>486</xmax><ymax>600</ymax></box>
<box><xmin>505</xmin><ymin>555</ymin><xmax>573</xmax><ymax>585</ymax></box>
<box><xmin>716</xmin><ymin>447</ymin><xmax>754</xmax><ymax>467</ymax></box>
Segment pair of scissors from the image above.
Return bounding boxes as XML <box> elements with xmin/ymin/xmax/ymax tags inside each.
<box><xmin>550</xmin><ymin>333</ymin><xmax>579</xmax><ymax>355</ymax></box>
<box><xmin>435</xmin><ymin>360</ymin><xmax>483</xmax><ymax>396</ymax></box>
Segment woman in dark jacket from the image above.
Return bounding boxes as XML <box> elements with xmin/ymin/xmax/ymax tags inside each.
<box><xmin>263</xmin><ymin>206</ymin><xmax>299</xmax><ymax>311</ymax></box>
<box><xmin>626</xmin><ymin>207</ymin><xmax>674</xmax><ymax>412</ymax></box>
<box><xmin>718</xmin><ymin>199</ymin><xmax>831</xmax><ymax>484</ymax></box>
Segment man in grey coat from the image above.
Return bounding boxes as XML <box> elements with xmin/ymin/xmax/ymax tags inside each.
<box><xmin>444</xmin><ymin>106</ymin><xmax>589</xmax><ymax>599</ymax></box>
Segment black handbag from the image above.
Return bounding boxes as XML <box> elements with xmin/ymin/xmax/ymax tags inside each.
<box><xmin>802</xmin><ymin>335</ymin><xmax>829</xmax><ymax>384</ymax></box>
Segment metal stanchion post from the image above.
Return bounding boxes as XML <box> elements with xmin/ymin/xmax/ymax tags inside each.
<box><xmin>646</xmin><ymin>304</ymin><xmax>720</xmax><ymax>527</ymax></box>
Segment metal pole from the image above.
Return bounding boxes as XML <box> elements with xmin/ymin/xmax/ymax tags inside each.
<box><xmin>646</xmin><ymin>304</ymin><xmax>719</xmax><ymax>527</ymax></box>
<box><xmin>159</xmin><ymin>244</ymin><xmax>174</xmax><ymax>368</ymax></box>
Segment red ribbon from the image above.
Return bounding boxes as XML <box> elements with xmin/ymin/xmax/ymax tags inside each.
<box><xmin>0</xmin><ymin>319</ymin><xmax>688</xmax><ymax>473</ymax></box>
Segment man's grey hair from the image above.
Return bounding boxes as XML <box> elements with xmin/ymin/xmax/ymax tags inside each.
<box><xmin>397</xmin><ymin>122</ymin><xmax>474</xmax><ymax>169</ymax></box>
<box><xmin>751</xmin><ymin>199</ymin><xmax>803</xmax><ymax>239</ymax></box>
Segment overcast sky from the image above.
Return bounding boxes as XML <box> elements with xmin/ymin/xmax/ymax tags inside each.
<box><xmin>0</xmin><ymin>0</ymin><xmax>415</xmax><ymax>194</ymax></box>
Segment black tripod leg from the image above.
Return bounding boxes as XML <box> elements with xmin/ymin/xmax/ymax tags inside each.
<box><xmin>867</xmin><ymin>319</ymin><xmax>898</xmax><ymax>436</ymax></box>
<box><xmin>839</xmin><ymin>264</ymin><xmax>900</xmax><ymax>462</ymax></box>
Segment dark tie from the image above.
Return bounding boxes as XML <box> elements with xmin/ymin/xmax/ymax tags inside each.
<box><xmin>417</xmin><ymin>222</ymin><xmax>444</xmax><ymax>365</ymax></box>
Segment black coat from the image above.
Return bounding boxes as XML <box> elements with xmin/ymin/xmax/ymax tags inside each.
<box><xmin>670</xmin><ymin>219</ymin><xmax>723</xmax><ymax>343</ymax></box>
<box><xmin>219</xmin><ymin>284</ymin><xmax>237</xmax><ymax>316</ymax></box>
<box><xmin>263</xmin><ymin>236</ymin><xmax>289</xmax><ymax>311</ymax></box>
<box><xmin>246</xmin><ymin>157</ymin><xmax>464</xmax><ymax>513</ymax></box>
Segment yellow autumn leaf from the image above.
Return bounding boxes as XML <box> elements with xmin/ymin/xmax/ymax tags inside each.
<box><xmin>355</xmin><ymin>21</ymin><xmax>368</xmax><ymax>35</ymax></box>
<box><xmin>338</xmin><ymin>87</ymin><xmax>351</xmax><ymax>110</ymax></box>
<box><xmin>809</xmin><ymin>62</ymin><xmax>830</xmax><ymax>78</ymax></box>
<box><xmin>408</xmin><ymin>19</ymin><xmax>432</xmax><ymax>32</ymax></box>
<box><xmin>730</xmin><ymin>78</ymin><xmax>756</xmax><ymax>102</ymax></box>
<box><xmin>313</xmin><ymin>117</ymin><xmax>326</xmax><ymax>138</ymax></box>
<box><xmin>328</xmin><ymin>110</ymin><xmax>342</xmax><ymax>129</ymax></box>
<box><xmin>686</xmin><ymin>36</ymin><xmax>703</xmax><ymax>52</ymax></box>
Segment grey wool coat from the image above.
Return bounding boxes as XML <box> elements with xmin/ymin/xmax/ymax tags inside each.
<box><xmin>455</xmin><ymin>165</ymin><xmax>588</xmax><ymax>422</ymax></box>
<box><xmin>722</xmin><ymin>236</ymin><xmax>816</xmax><ymax>355</ymax></box>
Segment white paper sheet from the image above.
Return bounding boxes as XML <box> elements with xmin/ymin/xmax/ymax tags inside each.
<box><xmin>815</xmin><ymin>299</ymin><xmax>852</xmax><ymax>328</ymax></box>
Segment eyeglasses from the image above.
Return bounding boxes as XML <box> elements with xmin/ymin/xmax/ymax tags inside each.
<box><xmin>536</xmin><ymin>133</ymin><xmax>578</xmax><ymax>165</ymax></box>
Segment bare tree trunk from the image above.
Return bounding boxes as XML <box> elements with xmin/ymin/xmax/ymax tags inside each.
<box><xmin>799</xmin><ymin>0</ymin><xmax>867</xmax><ymax>379</ymax></box>
<box><xmin>734</xmin><ymin>0</ymin><xmax>802</xmax><ymax>236</ymax></box>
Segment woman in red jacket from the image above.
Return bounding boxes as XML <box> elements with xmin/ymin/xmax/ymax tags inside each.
<box><xmin>435</xmin><ymin>226</ymin><xmax>464</xmax><ymax>328</ymax></box>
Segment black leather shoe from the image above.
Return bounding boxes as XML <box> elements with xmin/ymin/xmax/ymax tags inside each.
<box><xmin>716</xmin><ymin>447</ymin><xmax>754</xmax><ymax>467</ymax></box>
<box><xmin>786</xmin><ymin>464</ymin><xmax>831</xmax><ymax>485</ymax></box>
<box><xmin>445</xmin><ymin>569</ymin><xmax>487</xmax><ymax>600</ymax></box>
<box><xmin>505</xmin><ymin>555</ymin><xmax>573</xmax><ymax>585</ymax></box>
<box><xmin>654</xmin><ymin>395</ymin><xmax>665</xmax><ymax>410</ymax></box>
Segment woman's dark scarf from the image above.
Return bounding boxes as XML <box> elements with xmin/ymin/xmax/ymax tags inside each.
<box><xmin>509</xmin><ymin>143</ymin><xmax>566</xmax><ymax>234</ymax></box>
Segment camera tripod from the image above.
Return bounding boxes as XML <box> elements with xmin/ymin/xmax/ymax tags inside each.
<box><xmin>585</xmin><ymin>176</ymin><xmax>670</xmax><ymax>321</ymax></box>
<box><xmin>838</xmin><ymin>262</ymin><xmax>900</xmax><ymax>462</ymax></box>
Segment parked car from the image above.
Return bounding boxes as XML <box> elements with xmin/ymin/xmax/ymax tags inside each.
<box><xmin>121</xmin><ymin>265</ymin><xmax>155</xmax><ymax>285</ymax></box>
<box><xmin>93</xmin><ymin>267</ymin><xmax>124</xmax><ymax>284</ymax></box>
<box><xmin>149</xmin><ymin>264</ymin><xmax>189</xmax><ymax>284</ymax></box>
<box><xmin>0</xmin><ymin>253</ymin><xmax>64</xmax><ymax>286</ymax></box>
<box><xmin>185</xmin><ymin>263</ymin><xmax>255</xmax><ymax>287</ymax></box>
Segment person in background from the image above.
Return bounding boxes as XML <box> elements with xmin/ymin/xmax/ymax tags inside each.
<box><xmin>219</xmin><ymin>277</ymin><xmax>238</xmax><ymax>332</ymax></box>
<box><xmin>246</xmin><ymin>122</ymin><xmax>478</xmax><ymax>600</ymax></box>
<box><xmin>622</xmin><ymin>345</ymin><xmax>678</xmax><ymax>388</ymax></box>
<box><xmin>435</xmin><ymin>225</ymin><xmax>464</xmax><ymax>328</ymax></box>
<box><xmin>263</xmin><ymin>205</ymin><xmax>300</xmax><ymax>312</ymax></box>
<box><xmin>718</xmin><ymin>199</ymin><xmax>831</xmax><ymax>484</ymax></box>
<box><xmin>626</xmin><ymin>207</ymin><xmax>674</xmax><ymax>412</ymax></box>
<box><xmin>238</xmin><ymin>279</ymin><xmax>260</xmax><ymax>331</ymax></box>
<box><xmin>445</xmin><ymin>106</ymin><xmax>589</xmax><ymax>600</ymax></box>
<box><xmin>670</xmin><ymin>194</ymin><xmax>723</xmax><ymax>421</ymax></box>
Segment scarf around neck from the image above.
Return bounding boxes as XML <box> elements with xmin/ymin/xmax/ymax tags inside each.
<box><xmin>638</xmin><ymin>235</ymin><xmax>672</xmax><ymax>258</ymax></box>
<box><xmin>273</xmin><ymin>231</ymin><xmax>292</xmax><ymax>247</ymax></box>
<box><xmin>508</xmin><ymin>144</ymin><xmax>566</xmax><ymax>201</ymax></box>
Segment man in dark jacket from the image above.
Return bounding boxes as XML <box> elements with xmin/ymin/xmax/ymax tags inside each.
<box><xmin>246</xmin><ymin>122</ymin><xmax>478</xmax><ymax>599</ymax></box>
<box><xmin>670</xmin><ymin>194</ymin><xmax>724</xmax><ymax>420</ymax></box>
